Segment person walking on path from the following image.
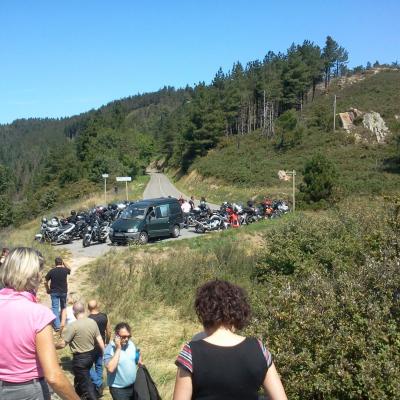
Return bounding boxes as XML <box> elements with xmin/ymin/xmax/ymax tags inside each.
<box><xmin>188</xmin><ymin>196</ymin><xmax>195</xmax><ymax>211</ymax></box>
<box><xmin>88</xmin><ymin>299</ymin><xmax>111</xmax><ymax>396</ymax></box>
<box><xmin>104</xmin><ymin>322</ymin><xmax>142</xmax><ymax>400</ymax></box>
<box><xmin>57</xmin><ymin>302</ymin><xmax>105</xmax><ymax>400</ymax></box>
<box><xmin>44</xmin><ymin>256</ymin><xmax>71</xmax><ymax>331</ymax></box>
<box><xmin>0</xmin><ymin>247</ymin><xmax>79</xmax><ymax>400</ymax></box>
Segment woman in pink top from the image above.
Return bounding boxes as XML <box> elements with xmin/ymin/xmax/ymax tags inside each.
<box><xmin>0</xmin><ymin>247</ymin><xmax>79</xmax><ymax>400</ymax></box>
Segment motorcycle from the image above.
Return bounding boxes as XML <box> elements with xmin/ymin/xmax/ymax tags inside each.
<box><xmin>35</xmin><ymin>217</ymin><xmax>75</xmax><ymax>244</ymax></box>
<box><xmin>271</xmin><ymin>200</ymin><xmax>290</xmax><ymax>218</ymax></box>
<box><xmin>82</xmin><ymin>218</ymin><xmax>110</xmax><ymax>247</ymax></box>
<box><xmin>194</xmin><ymin>213</ymin><xmax>230</xmax><ymax>233</ymax></box>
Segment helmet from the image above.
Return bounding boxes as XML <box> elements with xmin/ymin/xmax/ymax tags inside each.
<box><xmin>42</xmin><ymin>217</ymin><xmax>48</xmax><ymax>224</ymax></box>
<box><xmin>71</xmin><ymin>210</ymin><xmax>76</xmax><ymax>216</ymax></box>
<box><xmin>49</xmin><ymin>217</ymin><xmax>59</xmax><ymax>227</ymax></box>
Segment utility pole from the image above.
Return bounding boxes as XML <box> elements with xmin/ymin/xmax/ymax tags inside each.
<box><xmin>333</xmin><ymin>95</ymin><xmax>337</xmax><ymax>132</ymax></box>
<box><xmin>102</xmin><ymin>174</ymin><xmax>109</xmax><ymax>204</ymax></box>
<box><xmin>286</xmin><ymin>170</ymin><xmax>296</xmax><ymax>212</ymax></box>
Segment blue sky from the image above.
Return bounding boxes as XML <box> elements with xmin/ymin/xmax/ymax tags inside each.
<box><xmin>0</xmin><ymin>0</ymin><xmax>398</xmax><ymax>124</ymax></box>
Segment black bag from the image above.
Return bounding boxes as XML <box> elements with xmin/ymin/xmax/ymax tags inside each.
<box><xmin>134</xmin><ymin>365</ymin><xmax>162</xmax><ymax>400</ymax></box>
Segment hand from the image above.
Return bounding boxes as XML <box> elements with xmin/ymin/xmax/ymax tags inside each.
<box><xmin>114</xmin><ymin>335</ymin><xmax>122</xmax><ymax>349</ymax></box>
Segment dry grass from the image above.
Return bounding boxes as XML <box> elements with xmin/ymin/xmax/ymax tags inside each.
<box><xmin>171</xmin><ymin>169</ymin><xmax>292</xmax><ymax>204</ymax></box>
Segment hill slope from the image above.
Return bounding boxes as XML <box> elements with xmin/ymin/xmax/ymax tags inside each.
<box><xmin>178</xmin><ymin>70</ymin><xmax>400</xmax><ymax>200</ymax></box>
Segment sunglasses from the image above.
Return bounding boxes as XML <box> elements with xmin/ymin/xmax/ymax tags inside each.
<box><xmin>116</xmin><ymin>334</ymin><xmax>131</xmax><ymax>340</ymax></box>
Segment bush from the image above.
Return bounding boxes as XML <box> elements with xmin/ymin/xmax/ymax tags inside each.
<box><xmin>300</xmin><ymin>154</ymin><xmax>338</xmax><ymax>203</ymax></box>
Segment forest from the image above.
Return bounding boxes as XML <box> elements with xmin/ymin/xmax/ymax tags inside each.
<box><xmin>0</xmin><ymin>35</ymin><xmax>398</xmax><ymax>227</ymax></box>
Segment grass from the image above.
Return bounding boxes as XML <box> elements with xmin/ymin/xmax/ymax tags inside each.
<box><xmin>77</xmin><ymin>213</ymin><xmax>293</xmax><ymax>398</ymax></box>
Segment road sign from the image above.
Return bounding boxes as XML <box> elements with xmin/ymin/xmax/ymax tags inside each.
<box><xmin>102</xmin><ymin>173</ymin><xmax>109</xmax><ymax>178</ymax></box>
<box><xmin>116</xmin><ymin>177</ymin><xmax>132</xmax><ymax>182</ymax></box>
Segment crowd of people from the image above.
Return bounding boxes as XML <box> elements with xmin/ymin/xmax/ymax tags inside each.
<box><xmin>0</xmin><ymin>246</ymin><xmax>287</xmax><ymax>400</ymax></box>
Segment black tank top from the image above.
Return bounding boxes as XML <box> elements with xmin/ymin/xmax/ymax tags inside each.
<box><xmin>189</xmin><ymin>337</ymin><xmax>270</xmax><ymax>400</ymax></box>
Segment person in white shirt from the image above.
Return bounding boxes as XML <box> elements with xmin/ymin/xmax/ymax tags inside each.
<box><xmin>181</xmin><ymin>200</ymin><xmax>191</xmax><ymax>228</ymax></box>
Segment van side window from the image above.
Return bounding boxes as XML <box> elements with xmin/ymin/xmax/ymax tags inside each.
<box><xmin>170</xmin><ymin>202</ymin><xmax>181</xmax><ymax>214</ymax></box>
<box><xmin>156</xmin><ymin>204</ymin><xmax>169</xmax><ymax>218</ymax></box>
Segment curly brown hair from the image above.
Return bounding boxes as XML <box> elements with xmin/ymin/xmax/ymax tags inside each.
<box><xmin>195</xmin><ymin>280</ymin><xmax>251</xmax><ymax>330</ymax></box>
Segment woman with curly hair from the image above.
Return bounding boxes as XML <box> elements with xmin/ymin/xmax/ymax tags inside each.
<box><xmin>173</xmin><ymin>279</ymin><xmax>287</xmax><ymax>400</ymax></box>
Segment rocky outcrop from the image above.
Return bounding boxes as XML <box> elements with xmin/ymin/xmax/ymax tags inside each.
<box><xmin>362</xmin><ymin>112</ymin><xmax>390</xmax><ymax>144</ymax></box>
<box><xmin>278</xmin><ymin>170</ymin><xmax>291</xmax><ymax>181</ymax></box>
<box><xmin>338</xmin><ymin>108</ymin><xmax>390</xmax><ymax>143</ymax></box>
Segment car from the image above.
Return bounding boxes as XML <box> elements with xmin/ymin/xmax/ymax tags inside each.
<box><xmin>109</xmin><ymin>197</ymin><xmax>184</xmax><ymax>245</ymax></box>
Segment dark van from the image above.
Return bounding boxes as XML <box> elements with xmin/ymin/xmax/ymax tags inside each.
<box><xmin>109</xmin><ymin>197</ymin><xmax>183</xmax><ymax>245</ymax></box>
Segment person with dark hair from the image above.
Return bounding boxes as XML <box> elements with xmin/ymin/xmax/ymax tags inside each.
<box><xmin>173</xmin><ymin>280</ymin><xmax>287</xmax><ymax>400</ymax></box>
<box><xmin>44</xmin><ymin>256</ymin><xmax>71</xmax><ymax>331</ymax></box>
<box><xmin>88</xmin><ymin>299</ymin><xmax>111</xmax><ymax>396</ymax></box>
<box><xmin>104</xmin><ymin>322</ymin><xmax>142</xmax><ymax>400</ymax></box>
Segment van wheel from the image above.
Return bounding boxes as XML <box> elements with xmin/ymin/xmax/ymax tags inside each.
<box><xmin>138</xmin><ymin>231</ymin><xmax>148</xmax><ymax>245</ymax></box>
<box><xmin>171</xmin><ymin>225</ymin><xmax>180</xmax><ymax>238</ymax></box>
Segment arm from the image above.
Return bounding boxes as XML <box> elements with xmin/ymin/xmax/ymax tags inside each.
<box><xmin>44</xmin><ymin>278</ymin><xmax>50</xmax><ymax>294</ymax></box>
<box><xmin>55</xmin><ymin>338</ymin><xmax>67</xmax><ymax>349</ymax></box>
<box><xmin>262</xmin><ymin>362</ymin><xmax>287</xmax><ymax>400</ymax></box>
<box><xmin>105</xmin><ymin>348</ymin><xmax>121</xmax><ymax>374</ymax></box>
<box><xmin>105</xmin><ymin>320</ymin><xmax>112</xmax><ymax>344</ymax></box>
<box><xmin>59</xmin><ymin>308</ymin><xmax>67</xmax><ymax>336</ymax></box>
<box><xmin>36</xmin><ymin>324</ymin><xmax>79</xmax><ymax>400</ymax></box>
<box><xmin>96</xmin><ymin>335</ymin><xmax>105</xmax><ymax>353</ymax></box>
<box><xmin>173</xmin><ymin>367</ymin><xmax>193</xmax><ymax>400</ymax></box>
<box><xmin>62</xmin><ymin>261</ymin><xmax>71</xmax><ymax>271</ymax></box>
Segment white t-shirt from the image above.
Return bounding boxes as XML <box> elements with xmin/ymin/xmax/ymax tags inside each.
<box><xmin>181</xmin><ymin>202</ymin><xmax>191</xmax><ymax>213</ymax></box>
<box><xmin>66</xmin><ymin>306</ymin><xmax>76</xmax><ymax>325</ymax></box>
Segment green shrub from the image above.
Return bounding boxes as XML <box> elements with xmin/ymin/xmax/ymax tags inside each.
<box><xmin>300</xmin><ymin>154</ymin><xmax>338</xmax><ymax>204</ymax></box>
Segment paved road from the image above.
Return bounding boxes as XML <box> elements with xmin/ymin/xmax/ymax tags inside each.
<box><xmin>60</xmin><ymin>172</ymin><xmax>219</xmax><ymax>263</ymax></box>
<box><xmin>143</xmin><ymin>172</ymin><xmax>219</xmax><ymax>209</ymax></box>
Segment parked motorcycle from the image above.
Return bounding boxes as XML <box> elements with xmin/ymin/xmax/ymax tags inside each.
<box><xmin>194</xmin><ymin>213</ymin><xmax>230</xmax><ymax>233</ymax></box>
<box><xmin>35</xmin><ymin>217</ymin><xmax>75</xmax><ymax>244</ymax></box>
<box><xmin>82</xmin><ymin>218</ymin><xmax>110</xmax><ymax>247</ymax></box>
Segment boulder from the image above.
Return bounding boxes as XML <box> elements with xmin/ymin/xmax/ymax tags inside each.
<box><xmin>339</xmin><ymin>112</ymin><xmax>354</xmax><ymax>132</ymax></box>
<box><xmin>278</xmin><ymin>170</ymin><xmax>291</xmax><ymax>181</ymax></box>
<box><xmin>362</xmin><ymin>112</ymin><xmax>390</xmax><ymax>143</ymax></box>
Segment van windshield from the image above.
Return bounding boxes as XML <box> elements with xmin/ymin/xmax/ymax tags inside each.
<box><xmin>121</xmin><ymin>207</ymin><xmax>146</xmax><ymax>219</ymax></box>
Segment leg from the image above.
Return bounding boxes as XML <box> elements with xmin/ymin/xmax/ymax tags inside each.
<box><xmin>90</xmin><ymin>351</ymin><xmax>103</xmax><ymax>389</ymax></box>
<box><xmin>60</xmin><ymin>293</ymin><xmax>67</xmax><ymax>310</ymax></box>
<box><xmin>50</xmin><ymin>293</ymin><xmax>61</xmax><ymax>330</ymax></box>
<box><xmin>73</xmin><ymin>353</ymin><xmax>97</xmax><ymax>400</ymax></box>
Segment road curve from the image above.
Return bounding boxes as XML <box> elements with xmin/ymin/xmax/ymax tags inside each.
<box><xmin>143</xmin><ymin>172</ymin><xmax>219</xmax><ymax>209</ymax></box>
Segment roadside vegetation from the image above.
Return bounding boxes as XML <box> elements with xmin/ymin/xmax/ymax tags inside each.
<box><xmin>82</xmin><ymin>197</ymin><xmax>400</xmax><ymax>399</ymax></box>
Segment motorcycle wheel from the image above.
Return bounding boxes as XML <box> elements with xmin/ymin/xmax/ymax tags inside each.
<box><xmin>195</xmin><ymin>225</ymin><xmax>205</xmax><ymax>233</ymax></box>
<box><xmin>83</xmin><ymin>236</ymin><xmax>91</xmax><ymax>248</ymax></box>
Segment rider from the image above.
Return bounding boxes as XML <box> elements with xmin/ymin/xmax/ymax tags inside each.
<box><xmin>199</xmin><ymin>197</ymin><xmax>211</xmax><ymax>216</ymax></box>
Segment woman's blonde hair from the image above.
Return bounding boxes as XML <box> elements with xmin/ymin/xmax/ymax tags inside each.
<box><xmin>0</xmin><ymin>247</ymin><xmax>44</xmax><ymax>292</ymax></box>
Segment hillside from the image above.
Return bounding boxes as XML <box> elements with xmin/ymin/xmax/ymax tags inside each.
<box><xmin>1</xmin><ymin>35</ymin><xmax>399</xmax><ymax>227</ymax></box>
<box><xmin>175</xmin><ymin>70</ymin><xmax>400</xmax><ymax>202</ymax></box>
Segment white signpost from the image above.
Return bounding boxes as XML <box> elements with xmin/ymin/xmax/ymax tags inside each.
<box><xmin>102</xmin><ymin>174</ymin><xmax>109</xmax><ymax>204</ymax></box>
<box><xmin>116</xmin><ymin>176</ymin><xmax>132</xmax><ymax>201</ymax></box>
